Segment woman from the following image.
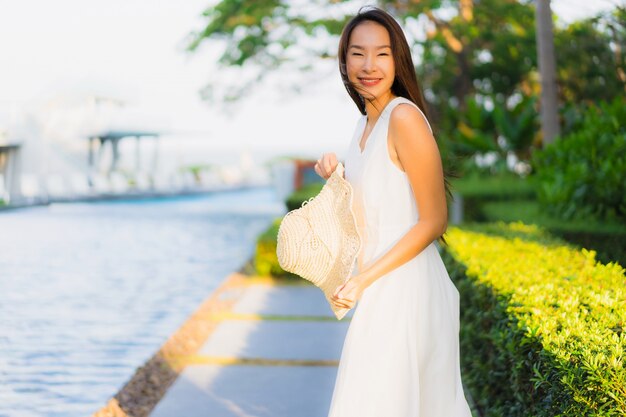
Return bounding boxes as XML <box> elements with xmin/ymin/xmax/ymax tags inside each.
<box><xmin>314</xmin><ymin>6</ymin><xmax>473</xmax><ymax>417</ymax></box>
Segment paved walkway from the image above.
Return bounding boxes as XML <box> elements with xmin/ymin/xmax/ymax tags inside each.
<box><xmin>145</xmin><ymin>273</ymin><xmax>478</xmax><ymax>417</ymax></box>
<box><xmin>148</xmin><ymin>277</ymin><xmax>353</xmax><ymax>417</ymax></box>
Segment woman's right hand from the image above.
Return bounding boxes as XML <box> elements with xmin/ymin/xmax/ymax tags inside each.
<box><xmin>314</xmin><ymin>152</ymin><xmax>339</xmax><ymax>180</ymax></box>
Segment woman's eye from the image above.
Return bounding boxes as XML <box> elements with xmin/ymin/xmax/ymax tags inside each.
<box><xmin>351</xmin><ymin>53</ymin><xmax>363</xmax><ymax>56</ymax></box>
<box><xmin>379</xmin><ymin>53</ymin><xmax>389</xmax><ymax>56</ymax></box>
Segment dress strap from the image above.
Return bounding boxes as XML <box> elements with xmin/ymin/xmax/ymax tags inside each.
<box><xmin>381</xmin><ymin>96</ymin><xmax>433</xmax><ymax>134</ymax></box>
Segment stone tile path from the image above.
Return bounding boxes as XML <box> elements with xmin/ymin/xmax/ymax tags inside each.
<box><xmin>149</xmin><ymin>280</ymin><xmax>352</xmax><ymax>417</ymax></box>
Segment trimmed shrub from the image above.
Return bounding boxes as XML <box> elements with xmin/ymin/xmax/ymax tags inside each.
<box><xmin>480</xmin><ymin>200</ymin><xmax>626</xmax><ymax>267</ymax></box>
<box><xmin>285</xmin><ymin>182</ymin><xmax>323</xmax><ymax>211</ymax></box>
<box><xmin>254</xmin><ymin>218</ymin><xmax>291</xmax><ymax>277</ymax></box>
<box><xmin>253</xmin><ymin>219</ymin><xmax>279</xmax><ymax>276</ymax></box>
<box><xmin>443</xmin><ymin>221</ymin><xmax>625</xmax><ymax>416</ymax></box>
<box><xmin>531</xmin><ymin>98</ymin><xmax>626</xmax><ymax>221</ymax></box>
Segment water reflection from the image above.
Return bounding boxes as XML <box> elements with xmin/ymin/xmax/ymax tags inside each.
<box><xmin>0</xmin><ymin>187</ymin><xmax>284</xmax><ymax>417</ymax></box>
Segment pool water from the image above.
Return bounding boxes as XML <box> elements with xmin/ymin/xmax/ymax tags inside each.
<box><xmin>0</xmin><ymin>187</ymin><xmax>285</xmax><ymax>417</ymax></box>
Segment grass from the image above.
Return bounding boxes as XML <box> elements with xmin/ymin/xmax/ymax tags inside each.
<box><xmin>450</xmin><ymin>173</ymin><xmax>535</xmax><ymax>199</ymax></box>
<box><xmin>451</xmin><ymin>173</ymin><xmax>626</xmax><ymax>267</ymax></box>
<box><xmin>481</xmin><ymin>200</ymin><xmax>626</xmax><ymax>235</ymax></box>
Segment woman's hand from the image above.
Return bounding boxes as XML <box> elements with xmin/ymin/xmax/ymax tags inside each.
<box><xmin>331</xmin><ymin>275</ymin><xmax>368</xmax><ymax>310</ymax></box>
<box><xmin>314</xmin><ymin>152</ymin><xmax>339</xmax><ymax>180</ymax></box>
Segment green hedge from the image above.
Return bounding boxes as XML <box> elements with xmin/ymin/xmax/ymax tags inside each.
<box><xmin>480</xmin><ymin>200</ymin><xmax>626</xmax><ymax>267</ymax></box>
<box><xmin>531</xmin><ymin>98</ymin><xmax>626</xmax><ymax>222</ymax></box>
<box><xmin>285</xmin><ymin>182</ymin><xmax>323</xmax><ymax>211</ymax></box>
<box><xmin>254</xmin><ymin>218</ymin><xmax>290</xmax><ymax>277</ymax></box>
<box><xmin>443</xmin><ymin>221</ymin><xmax>626</xmax><ymax>416</ymax></box>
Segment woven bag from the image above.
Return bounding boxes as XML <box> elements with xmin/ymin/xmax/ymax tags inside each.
<box><xmin>276</xmin><ymin>162</ymin><xmax>362</xmax><ymax>320</ymax></box>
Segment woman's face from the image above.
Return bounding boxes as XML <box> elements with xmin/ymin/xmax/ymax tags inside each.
<box><xmin>346</xmin><ymin>20</ymin><xmax>395</xmax><ymax>102</ymax></box>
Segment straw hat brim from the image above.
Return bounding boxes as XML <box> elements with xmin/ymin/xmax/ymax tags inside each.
<box><xmin>276</xmin><ymin>162</ymin><xmax>362</xmax><ymax>320</ymax></box>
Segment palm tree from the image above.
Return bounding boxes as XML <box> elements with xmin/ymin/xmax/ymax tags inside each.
<box><xmin>535</xmin><ymin>0</ymin><xmax>561</xmax><ymax>146</ymax></box>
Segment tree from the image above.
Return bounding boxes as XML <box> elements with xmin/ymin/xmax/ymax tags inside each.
<box><xmin>535</xmin><ymin>0</ymin><xmax>560</xmax><ymax>146</ymax></box>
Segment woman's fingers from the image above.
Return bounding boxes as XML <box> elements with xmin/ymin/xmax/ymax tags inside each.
<box><xmin>321</xmin><ymin>153</ymin><xmax>338</xmax><ymax>178</ymax></box>
<box><xmin>314</xmin><ymin>153</ymin><xmax>339</xmax><ymax>180</ymax></box>
<box><xmin>322</xmin><ymin>155</ymin><xmax>331</xmax><ymax>177</ymax></box>
<box><xmin>333</xmin><ymin>283</ymin><xmax>346</xmax><ymax>297</ymax></box>
<box><xmin>324</xmin><ymin>154</ymin><xmax>338</xmax><ymax>176</ymax></box>
<box><xmin>333</xmin><ymin>300</ymin><xmax>352</xmax><ymax>309</ymax></box>
<box><xmin>315</xmin><ymin>157</ymin><xmax>328</xmax><ymax>179</ymax></box>
<box><xmin>334</xmin><ymin>297</ymin><xmax>351</xmax><ymax>308</ymax></box>
<box><xmin>314</xmin><ymin>160</ymin><xmax>323</xmax><ymax>178</ymax></box>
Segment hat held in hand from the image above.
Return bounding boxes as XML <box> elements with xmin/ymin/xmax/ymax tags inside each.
<box><xmin>276</xmin><ymin>162</ymin><xmax>362</xmax><ymax>320</ymax></box>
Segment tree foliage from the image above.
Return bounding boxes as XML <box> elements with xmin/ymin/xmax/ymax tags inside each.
<box><xmin>186</xmin><ymin>0</ymin><xmax>626</xmax><ymax>168</ymax></box>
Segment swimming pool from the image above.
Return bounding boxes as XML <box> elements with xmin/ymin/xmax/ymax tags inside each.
<box><xmin>0</xmin><ymin>187</ymin><xmax>285</xmax><ymax>417</ymax></box>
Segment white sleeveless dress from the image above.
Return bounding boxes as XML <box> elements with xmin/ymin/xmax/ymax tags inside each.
<box><xmin>326</xmin><ymin>96</ymin><xmax>473</xmax><ymax>417</ymax></box>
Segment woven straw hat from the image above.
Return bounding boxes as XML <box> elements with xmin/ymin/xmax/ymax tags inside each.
<box><xmin>276</xmin><ymin>162</ymin><xmax>362</xmax><ymax>320</ymax></box>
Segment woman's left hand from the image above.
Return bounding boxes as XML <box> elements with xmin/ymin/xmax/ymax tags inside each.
<box><xmin>331</xmin><ymin>275</ymin><xmax>368</xmax><ymax>310</ymax></box>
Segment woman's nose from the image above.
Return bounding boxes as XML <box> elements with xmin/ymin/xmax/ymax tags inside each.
<box><xmin>362</xmin><ymin>54</ymin><xmax>374</xmax><ymax>71</ymax></box>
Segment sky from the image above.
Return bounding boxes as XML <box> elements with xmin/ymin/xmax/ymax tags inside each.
<box><xmin>0</xmin><ymin>0</ymin><xmax>619</xmax><ymax>167</ymax></box>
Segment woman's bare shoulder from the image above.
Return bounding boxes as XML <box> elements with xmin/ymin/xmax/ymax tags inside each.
<box><xmin>388</xmin><ymin>103</ymin><xmax>435</xmax><ymax>147</ymax></box>
<box><xmin>389</xmin><ymin>103</ymin><xmax>430</xmax><ymax>133</ymax></box>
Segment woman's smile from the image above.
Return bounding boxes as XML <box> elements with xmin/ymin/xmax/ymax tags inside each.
<box><xmin>359</xmin><ymin>77</ymin><xmax>382</xmax><ymax>86</ymax></box>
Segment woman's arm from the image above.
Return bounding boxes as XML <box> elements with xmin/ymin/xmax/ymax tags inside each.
<box><xmin>332</xmin><ymin>104</ymin><xmax>447</xmax><ymax>306</ymax></box>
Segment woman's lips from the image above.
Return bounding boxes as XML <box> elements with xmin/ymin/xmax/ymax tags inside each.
<box><xmin>359</xmin><ymin>78</ymin><xmax>382</xmax><ymax>87</ymax></box>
